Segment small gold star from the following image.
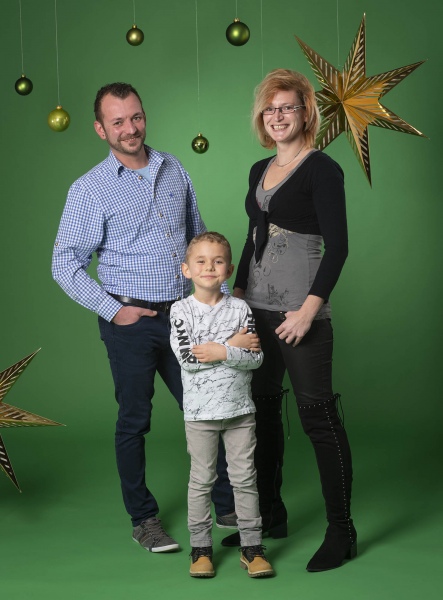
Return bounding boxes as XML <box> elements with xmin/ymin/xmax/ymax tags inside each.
<box><xmin>296</xmin><ymin>14</ymin><xmax>426</xmax><ymax>185</ymax></box>
<box><xmin>0</xmin><ymin>349</ymin><xmax>63</xmax><ymax>491</ymax></box>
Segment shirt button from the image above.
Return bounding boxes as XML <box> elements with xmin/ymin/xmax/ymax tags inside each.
<box><xmin>166</xmin><ymin>233</ymin><xmax>170</xmax><ymax>237</ymax></box>
<box><xmin>177</xmin><ymin>296</ymin><xmax>181</xmax><ymax>300</ymax></box>
<box><xmin>172</xmin><ymin>253</ymin><xmax>177</xmax><ymax>257</ymax></box>
<box><xmin>159</xmin><ymin>213</ymin><xmax>163</xmax><ymax>217</ymax></box>
<box><xmin>138</xmin><ymin>175</ymin><xmax>143</xmax><ymax>180</ymax></box>
<box><xmin>175</xmin><ymin>275</ymin><xmax>179</xmax><ymax>279</ymax></box>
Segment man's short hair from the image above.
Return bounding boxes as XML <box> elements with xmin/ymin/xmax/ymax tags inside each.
<box><xmin>94</xmin><ymin>82</ymin><xmax>143</xmax><ymax>124</ymax></box>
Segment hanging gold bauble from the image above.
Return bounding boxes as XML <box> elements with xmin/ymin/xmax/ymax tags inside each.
<box><xmin>48</xmin><ymin>105</ymin><xmax>70</xmax><ymax>132</ymax></box>
<box><xmin>192</xmin><ymin>133</ymin><xmax>209</xmax><ymax>154</ymax></box>
<box><xmin>226</xmin><ymin>18</ymin><xmax>250</xmax><ymax>46</ymax></box>
<box><xmin>126</xmin><ymin>24</ymin><xmax>144</xmax><ymax>46</ymax></box>
<box><xmin>15</xmin><ymin>74</ymin><xmax>33</xmax><ymax>96</ymax></box>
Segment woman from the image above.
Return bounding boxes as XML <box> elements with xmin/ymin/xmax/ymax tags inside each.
<box><xmin>223</xmin><ymin>69</ymin><xmax>356</xmax><ymax>572</ymax></box>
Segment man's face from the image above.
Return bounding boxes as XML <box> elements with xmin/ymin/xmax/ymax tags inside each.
<box><xmin>94</xmin><ymin>92</ymin><xmax>146</xmax><ymax>162</ymax></box>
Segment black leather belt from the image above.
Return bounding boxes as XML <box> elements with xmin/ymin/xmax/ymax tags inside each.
<box><xmin>110</xmin><ymin>294</ymin><xmax>176</xmax><ymax>314</ymax></box>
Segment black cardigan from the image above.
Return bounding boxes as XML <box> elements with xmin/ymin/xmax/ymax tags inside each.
<box><xmin>234</xmin><ymin>151</ymin><xmax>348</xmax><ymax>303</ymax></box>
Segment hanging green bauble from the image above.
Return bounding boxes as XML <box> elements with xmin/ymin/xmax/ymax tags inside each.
<box><xmin>126</xmin><ymin>24</ymin><xmax>144</xmax><ymax>46</ymax></box>
<box><xmin>48</xmin><ymin>105</ymin><xmax>70</xmax><ymax>132</ymax></box>
<box><xmin>192</xmin><ymin>133</ymin><xmax>209</xmax><ymax>154</ymax></box>
<box><xmin>15</xmin><ymin>74</ymin><xmax>33</xmax><ymax>95</ymax></box>
<box><xmin>226</xmin><ymin>18</ymin><xmax>250</xmax><ymax>46</ymax></box>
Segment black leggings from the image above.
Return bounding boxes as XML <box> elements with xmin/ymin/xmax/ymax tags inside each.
<box><xmin>251</xmin><ymin>309</ymin><xmax>333</xmax><ymax>404</ymax></box>
<box><xmin>250</xmin><ymin>308</ymin><xmax>353</xmax><ymax>530</ymax></box>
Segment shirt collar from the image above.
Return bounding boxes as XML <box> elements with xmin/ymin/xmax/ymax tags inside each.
<box><xmin>106</xmin><ymin>145</ymin><xmax>165</xmax><ymax>177</ymax></box>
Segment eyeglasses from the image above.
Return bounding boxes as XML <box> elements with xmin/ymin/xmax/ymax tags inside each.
<box><xmin>261</xmin><ymin>105</ymin><xmax>306</xmax><ymax>115</ymax></box>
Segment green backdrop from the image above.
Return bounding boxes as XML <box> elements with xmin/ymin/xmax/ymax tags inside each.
<box><xmin>1</xmin><ymin>1</ymin><xmax>441</xmax><ymax>599</ymax></box>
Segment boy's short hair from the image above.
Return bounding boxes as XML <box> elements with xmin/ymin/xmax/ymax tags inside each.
<box><xmin>185</xmin><ymin>232</ymin><xmax>232</xmax><ymax>264</ymax></box>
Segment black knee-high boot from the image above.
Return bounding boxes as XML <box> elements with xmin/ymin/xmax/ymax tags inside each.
<box><xmin>221</xmin><ymin>390</ymin><xmax>288</xmax><ymax>547</ymax></box>
<box><xmin>298</xmin><ymin>394</ymin><xmax>357</xmax><ymax>572</ymax></box>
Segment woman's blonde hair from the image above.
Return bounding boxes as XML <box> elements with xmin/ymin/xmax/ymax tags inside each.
<box><xmin>252</xmin><ymin>69</ymin><xmax>320</xmax><ymax>149</ymax></box>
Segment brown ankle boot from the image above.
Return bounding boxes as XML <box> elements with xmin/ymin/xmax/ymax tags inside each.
<box><xmin>189</xmin><ymin>547</ymin><xmax>215</xmax><ymax>577</ymax></box>
<box><xmin>239</xmin><ymin>545</ymin><xmax>274</xmax><ymax>577</ymax></box>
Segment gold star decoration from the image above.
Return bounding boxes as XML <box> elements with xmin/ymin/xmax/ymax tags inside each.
<box><xmin>0</xmin><ymin>349</ymin><xmax>63</xmax><ymax>491</ymax></box>
<box><xmin>296</xmin><ymin>14</ymin><xmax>426</xmax><ymax>185</ymax></box>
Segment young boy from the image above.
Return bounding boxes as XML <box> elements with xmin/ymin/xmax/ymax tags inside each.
<box><xmin>170</xmin><ymin>232</ymin><xmax>274</xmax><ymax>578</ymax></box>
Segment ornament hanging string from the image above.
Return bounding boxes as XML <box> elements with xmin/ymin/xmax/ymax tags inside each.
<box><xmin>133</xmin><ymin>0</ymin><xmax>136</xmax><ymax>23</ymax></box>
<box><xmin>48</xmin><ymin>0</ymin><xmax>70</xmax><ymax>131</ymax></box>
<box><xmin>54</xmin><ymin>0</ymin><xmax>61</xmax><ymax>106</ymax></box>
<box><xmin>195</xmin><ymin>0</ymin><xmax>200</xmax><ymax>130</ymax></box>
<box><xmin>260</xmin><ymin>0</ymin><xmax>264</xmax><ymax>78</ymax></box>
<box><xmin>15</xmin><ymin>0</ymin><xmax>33</xmax><ymax>95</ymax></box>
<box><xmin>191</xmin><ymin>1</ymin><xmax>209</xmax><ymax>153</ymax></box>
<box><xmin>336</xmin><ymin>0</ymin><xmax>341</xmax><ymax>68</ymax></box>
<box><xmin>18</xmin><ymin>0</ymin><xmax>24</xmax><ymax>73</ymax></box>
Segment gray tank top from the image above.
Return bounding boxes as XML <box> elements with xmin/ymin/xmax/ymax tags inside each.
<box><xmin>245</xmin><ymin>153</ymin><xmax>331</xmax><ymax>319</ymax></box>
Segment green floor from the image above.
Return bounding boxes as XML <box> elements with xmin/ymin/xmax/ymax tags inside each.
<box><xmin>2</xmin><ymin>407</ymin><xmax>441</xmax><ymax>600</ymax></box>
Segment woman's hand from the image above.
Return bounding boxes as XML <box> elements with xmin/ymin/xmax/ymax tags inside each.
<box><xmin>275</xmin><ymin>310</ymin><xmax>313</xmax><ymax>346</ymax></box>
<box><xmin>275</xmin><ymin>295</ymin><xmax>324</xmax><ymax>347</ymax></box>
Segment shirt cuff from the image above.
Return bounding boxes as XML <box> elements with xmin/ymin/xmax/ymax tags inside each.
<box><xmin>96</xmin><ymin>294</ymin><xmax>123</xmax><ymax>322</ymax></box>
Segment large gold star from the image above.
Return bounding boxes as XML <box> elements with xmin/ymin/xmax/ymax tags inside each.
<box><xmin>296</xmin><ymin>14</ymin><xmax>426</xmax><ymax>185</ymax></box>
<box><xmin>0</xmin><ymin>349</ymin><xmax>63</xmax><ymax>491</ymax></box>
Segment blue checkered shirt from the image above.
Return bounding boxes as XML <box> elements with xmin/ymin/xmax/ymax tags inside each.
<box><xmin>52</xmin><ymin>146</ymin><xmax>207</xmax><ymax>321</ymax></box>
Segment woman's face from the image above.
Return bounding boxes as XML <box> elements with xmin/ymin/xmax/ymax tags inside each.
<box><xmin>262</xmin><ymin>89</ymin><xmax>307</xmax><ymax>146</ymax></box>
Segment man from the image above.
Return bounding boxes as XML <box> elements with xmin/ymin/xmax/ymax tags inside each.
<box><xmin>52</xmin><ymin>83</ymin><xmax>237</xmax><ymax>553</ymax></box>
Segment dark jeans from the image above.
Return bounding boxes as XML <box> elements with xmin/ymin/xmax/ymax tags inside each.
<box><xmin>98</xmin><ymin>311</ymin><xmax>233</xmax><ymax>526</ymax></box>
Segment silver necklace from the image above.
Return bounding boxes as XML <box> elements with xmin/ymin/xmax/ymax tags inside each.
<box><xmin>275</xmin><ymin>145</ymin><xmax>305</xmax><ymax>167</ymax></box>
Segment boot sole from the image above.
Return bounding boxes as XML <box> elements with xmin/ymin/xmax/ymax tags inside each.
<box><xmin>306</xmin><ymin>542</ymin><xmax>357</xmax><ymax>572</ymax></box>
<box><xmin>240</xmin><ymin>559</ymin><xmax>274</xmax><ymax>577</ymax></box>
<box><xmin>133</xmin><ymin>537</ymin><xmax>180</xmax><ymax>552</ymax></box>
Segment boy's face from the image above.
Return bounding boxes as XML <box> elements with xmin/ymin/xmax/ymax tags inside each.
<box><xmin>182</xmin><ymin>241</ymin><xmax>234</xmax><ymax>293</ymax></box>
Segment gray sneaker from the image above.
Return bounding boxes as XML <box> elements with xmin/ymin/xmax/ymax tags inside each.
<box><xmin>132</xmin><ymin>517</ymin><xmax>179</xmax><ymax>552</ymax></box>
<box><xmin>216</xmin><ymin>512</ymin><xmax>238</xmax><ymax>529</ymax></box>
